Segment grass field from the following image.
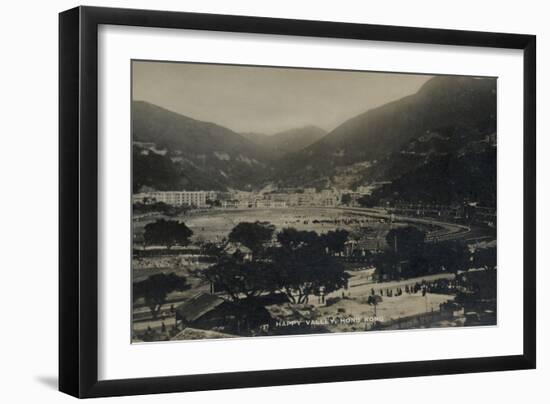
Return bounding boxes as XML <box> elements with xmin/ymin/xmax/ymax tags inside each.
<box><xmin>131</xmin><ymin>207</ymin><xmax>488</xmax><ymax>340</ymax></box>
<box><xmin>133</xmin><ymin>207</ymin><xmax>397</xmax><ymax>247</ymax></box>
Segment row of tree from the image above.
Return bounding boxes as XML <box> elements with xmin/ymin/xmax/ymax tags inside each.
<box><xmin>133</xmin><ymin>219</ymin><xmax>496</xmax><ymax>320</ymax></box>
<box><xmin>134</xmin><ymin>201</ymin><xmax>192</xmax><ymax>217</ymax></box>
<box><xmin>133</xmin><ymin>220</ymin><xmax>351</xmax><ymax>319</ymax></box>
<box><xmin>375</xmin><ymin>226</ymin><xmax>496</xmax><ymax>280</ymax></box>
<box><xmin>200</xmin><ymin>222</ymin><xmax>350</xmax><ymax>305</ymax></box>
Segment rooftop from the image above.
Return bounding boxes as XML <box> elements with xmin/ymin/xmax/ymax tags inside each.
<box><xmin>175</xmin><ymin>292</ymin><xmax>226</xmax><ymax>323</ymax></box>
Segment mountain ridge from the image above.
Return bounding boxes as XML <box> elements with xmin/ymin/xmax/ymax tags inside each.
<box><xmin>242</xmin><ymin>125</ymin><xmax>327</xmax><ymax>158</ymax></box>
<box><xmin>133</xmin><ymin>75</ymin><xmax>497</xmax><ymax>208</ymax></box>
<box><xmin>268</xmin><ymin>75</ymin><xmax>496</xmax><ymax>189</ymax></box>
<box><xmin>132</xmin><ymin>101</ymin><xmax>271</xmax><ymax>192</ymax></box>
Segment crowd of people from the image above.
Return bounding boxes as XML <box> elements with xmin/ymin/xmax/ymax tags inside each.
<box><xmin>370</xmin><ymin>279</ymin><xmax>456</xmax><ymax>299</ymax></box>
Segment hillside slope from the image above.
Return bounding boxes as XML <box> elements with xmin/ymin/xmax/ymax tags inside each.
<box><xmin>132</xmin><ymin>101</ymin><xmax>270</xmax><ymax>192</ymax></box>
<box><xmin>271</xmin><ymin>76</ymin><xmax>496</xmax><ymax>188</ymax></box>
<box><xmin>242</xmin><ymin>125</ymin><xmax>327</xmax><ymax>158</ymax></box>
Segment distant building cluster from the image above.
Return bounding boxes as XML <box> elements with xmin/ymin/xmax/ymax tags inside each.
<box><xmin>333</xmin><ymin>182</ymin><xmax>391</xmax><ymax>206</ymax></box>
<box><xmin>221</xmin><ymin>188</ymin><xmax>343</xmax><ymax>209</ymax></box>
<box><xmin>133</xmin><ymin>183</ymin><xmax>392</xmax><ymax>210</ymax></box>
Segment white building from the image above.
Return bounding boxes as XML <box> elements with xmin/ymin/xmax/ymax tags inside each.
<box><xmin>221</xmin><ymin>199</ymin><xmax>249</xmax><ymax>209</ymax></box>
<box><xmin>135</xmin><ymin>191</ymin><xmax>208</xmax><ymax>207</ymax></box>
<box><xmin>356</xmin><ymin>185</ymin><xmax>376</xmax><ymax>195</ymax></box>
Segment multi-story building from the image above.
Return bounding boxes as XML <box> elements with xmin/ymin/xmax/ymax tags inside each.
<box><xmin>221</xmin><ymin>200</ymin><xmax>238</xmax><ymax>209</ymax></box>
<box><xmin>135</xmin><ymin>191</ymin><xmax>208</xmax><ymax>207</ymax></box>
<box><xmin>205</xmin><ymin>191</ymin><xmax>218</xmax><ymax>202</ymax></box>
<box><xmin>287</xmin><ymin>193</ymin><xmax>314</xmax><ymax>207</ymax></box>
<box><xmin>319</xmin><ymin>196</ymin><xmax>339</xmax><ymax>207</ymax></box>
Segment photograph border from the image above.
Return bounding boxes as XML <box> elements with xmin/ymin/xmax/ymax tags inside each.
<box><xmin>129</xmin><ymin>59</ymin><xmax>499</xmax><ymax>343</ymax></box>
<box><xmin>59</xmin><ymin>6</ymin><xmax>536</xmax><ymax>398</ymax></box>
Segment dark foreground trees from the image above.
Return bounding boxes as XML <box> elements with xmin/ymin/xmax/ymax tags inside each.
<box><xmin>199</xmin><ymin>225</ymin><xmax>349</xmax><ymax>305</ymax></box>
<box><xmin>143</xmin><ymin>218</ymin><xmax>193</xmax><ymax>249</ymax></box>
<box><xmin>321</xmin><ymin>229</ymin><xmax>349</xmax><ymax>255</ymax></box>
<box><xmin>272</xmin><ymin>228</ymin><xmax>349</xmax><ymax>303</ymax></box>
<box><xmin>357</xmin><ymin>195</ymin><xmax>376</xmax><ymax>208</ymax></box>
<box><xmin>198</xmin><ymin>224</ymin><xmax>277</xmax><ymax>302</ymax></box>
<box><xmin>133</xmin><ymin>201</ymin><xmax>190</xmax><ymax>217</ymax></box>
<box><xmin>423</xmin><ymin>240</ymin><xmax>471</xmax><ymax>273</ymax></box>
<box><xmin>200</xmin><ymin>253</ymin><xmax>275</xmax><ymax>301</ymax></box>
<box><xmin>133</xmin><ymin>272</ymin><xmax>190</xmax><ymax>319</ymax></box>
<box><xmin>374</xmin><ymin>225</ymin><xmax>471</xmax><ymax>280</ymax></box>
<box><xmin>472</xmin><ymin>246</ymin><xmax>497</xmax><ymax>269</ymax></box>
<box><xmin>228</xmin><ymin>221</ymin><xmax>275</xmax><ymax>254</ymax></box>
<box><xmin>385</xmin><ymin>226</ymin><xmax>426</xmax><ymax>256</ymax></box>
<box><xmin>341</xmin><ymin>193</ymin><xmax>352</xmax><ymax>205</ymax></box>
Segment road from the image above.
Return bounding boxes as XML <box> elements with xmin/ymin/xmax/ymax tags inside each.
<box><xmin>132</xmin><ymin>205</ymin><xmax>488</xmax><ymax>332</ymax></box>
<box><xmin>346</xmin><ymin>273</ymin><xmax>455</xmax><ymax>297</ymax></box>
<box><xmin>333</xmin><ymin>206</ymin><xmax>473</xmax><ymax>242</ymax></box>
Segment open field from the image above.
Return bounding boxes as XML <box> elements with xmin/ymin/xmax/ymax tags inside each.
<box><xmin>133</xmin><ymin>206</ymin><xmax>491</xmax><ymax>249</ymax></box>
<box><xmin>185</xmin><ymin>207</ymin><xmax>397</xmax><ymax>241</ymax></box>
<box><xmin>133</xmin><ymin>206</ymin><xmax>429</xmax><ymax>251</ymax></box>
<box><xmin>132</xmin><ymin>207</ymin><xmax>494</xmax><ymax>340</ymax></box>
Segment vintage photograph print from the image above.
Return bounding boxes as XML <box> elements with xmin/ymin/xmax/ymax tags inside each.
<box><xmin>131</xmin><ymin>61</ymin><xmax>497</xmax><ymax>343</ymax></box>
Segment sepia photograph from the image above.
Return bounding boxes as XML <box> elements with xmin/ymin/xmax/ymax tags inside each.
<box><xmin>131</xmin><ymin>60</ymin><xmax>497</xmax><ymax>343</ymax></box>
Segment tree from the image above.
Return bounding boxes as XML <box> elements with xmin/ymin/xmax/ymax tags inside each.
<box><xmin>271</xmin><ymin>228</ymin><xmax>349</xmax><ymax>304</ymax></box>
<box><xmin>372</xmin><ymin>226</ymin><xmax>427</xmax><ymax>280</ymax></box>
<box><xmin>133</xmin><ymin>201</ymin><xmax>191</xmax><ymax>217</ymax></box>
<box><xmin>163</xmin><ymin>204</ymin><xmax>191</xmax><ymax>217</ymax></box>
<box><xmin>195</xmin><ymin>251</ymin><xmax>276</xmax><ymax>335</ymax></box>
<box><xmin>200</xmin><ymin>254</ymin><xmax>275</xmax><ymax>301</ymax></box>
<box><xmin>320</xmin><ymin>229</ymin><xmax>349</xmax><ymax>255</ymax></box>
<box><xmin>200</xmin><ymin>241</ymin><xmax>226</xmax><ymax>258</ymax></box>
<box><xmin>456</xmin><ymin>267</ymin><xmax>497</xmax><ymax>303</ymax></box>
<box><xmin>385</xmin><ymin>226</ymin><xmax>426</xmax><ymax>257</ymax></box>
<box><xmin>133</xmin><ymin>201</ymin><xmax>170</xmax><ymax>215</ymax></box>
<box><xmin>143</xmin><ymin>218</ymin><xmax>193</xmax><ymax>249</ymax></box>
<box><xmin>422</xmin><ymin>240</ymin><xmax>470</xmax><ymax>274</ymax></box>
<box><xmin>277</xmin><ymin>228</ymin><xmax>318</xmax><ymax>250</ymax></box>
<box><xmin>206</xmin><ymin>198</ymin><xmax>221</xmax><ymax>207</ymax></box>
<box><xmin>341</xmin><ymin>193</ymin><xmax>352</xmax><ymax>205</ymax></box>
<box><xmin>374</xmin><ymin>226</ymin><xmax>470</xmax><ymax>280</ymax></box>
<box><xmin>228</xmin><ymin>221</ymin><xmax>275</xmax><ymax>254</ymax></box>
<box><xmin>472</xmin><ymin>246</ymin><xmax>496</xmax><ymax>269</ymax></box>
<box><xmin>199</xmin><ymin>226</ymin><xmax>349</xmax><ymax>305</ymax></box>
<box><xmin>372</xmin><ymin>250</ymin><xmax>402</xmax><ymax>280</ymax></box>
<box><xmin>357</xmin><ymin>194</ymin><xmax>376</xmax><ymax>208</ymax></box>
<box><xmin>133</xmin><ymin>273</ymin><xmax>190</xmax><ymax>319</ymax></box>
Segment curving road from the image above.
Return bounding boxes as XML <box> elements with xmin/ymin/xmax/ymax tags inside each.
<box><xmin>332</xmin><ymin>206</ymin><xmax>472</xmax><ymax>243</ymax></box>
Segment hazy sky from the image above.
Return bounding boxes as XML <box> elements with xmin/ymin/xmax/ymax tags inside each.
<box><xmin>132</xmin><ymin>60</ymin><xmax>432</xmax><ymax>135</ymax></box>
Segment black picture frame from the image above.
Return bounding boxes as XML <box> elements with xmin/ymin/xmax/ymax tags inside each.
<box><xmin>59</xmin><ymin>5</ymin><xmax>536</xmax><ymax>398</ymax></box>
